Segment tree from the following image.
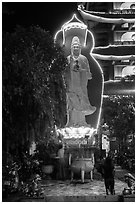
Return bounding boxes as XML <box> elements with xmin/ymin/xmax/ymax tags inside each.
<box><xmin>3</xmin><ymin>26</ymin><xmax>67</xmax><ymax>153</ymax></box>
<box><xmin>102</xmin><ymin>95</ymin><xmax>135</xmax><ymax>151</ymax></box>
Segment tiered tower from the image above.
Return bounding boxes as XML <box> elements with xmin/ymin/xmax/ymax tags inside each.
<box><xmin>78</xmin><ymin>2</ymin><xmax>135</xmax><ymax>95</ymax></box>
<box><xmin>78</xmin><ymin>2</ymin><xmax>135</xmax><ymax>155</ymax></box>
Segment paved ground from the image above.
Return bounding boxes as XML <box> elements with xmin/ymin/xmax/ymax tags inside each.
<box><xmin>115</xmin><ymin>165</ymin><xmax>134</xmax><ymax>181</ymax></box>
<box><xmin>40</xmin><ymin>165</ymin><xmax>128</xmax><ymax>197</ymax></box>
<box><xmin>41</xmin><ymin>179</ymin><xmax>127</xmax><ymax>197</ymax></box>
<box><xmin>3</xmin><ymin>165</ymin><xmax>135</xmax><ymax>202</ymax></box>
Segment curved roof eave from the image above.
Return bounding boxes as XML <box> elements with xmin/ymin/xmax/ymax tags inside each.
<box><xmin>93</xmin><ymin>45</ymin><xmax>135</xmax><ymax>56</ymax></box>
<box><xmin>78</xmin><ymin>7</ymin><xmax>135</xmax><ymax>24</ymax></box>
<box><xmin>92</xmin><ymin>53</ymin><xmax>135</xmax><ymax>61</ymax></box>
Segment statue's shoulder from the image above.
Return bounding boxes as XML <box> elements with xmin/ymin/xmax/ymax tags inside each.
<box><xmin>79</xmin><ymin>54</ymin><xmax>88</xmax><ymax>62</ymax></box>
<box><xmin>80</xmin><ymin>54</ymin><xmax>87</xmax><ymax>60</ymax></box>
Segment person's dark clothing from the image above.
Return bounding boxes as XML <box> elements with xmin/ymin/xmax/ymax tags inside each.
<box><xmin>103</xmin><ymin>157</ymin><xmax>115</xmax><ymax>179</ymax></box>
<box><xmin>102</xmin><ymin>157</ymin><xmax>115</xmax><ymax>195</ymax></box>
<box><xmin>104</xmin><ymin>178</ymin><xmax>115</xmax><ymax>195</ymax></box>
<box><xmin>57</xmin><ymin>144</ymin><xmax>65</xmax><ymax>180</ymax></box>
<box><xmin>58</xmin><ymin>157</ymin><xmax>65</xmax><ymax>180</ymax></box>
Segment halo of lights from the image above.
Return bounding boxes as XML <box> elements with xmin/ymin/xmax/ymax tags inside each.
<box><xmin>55</xmin><ymin>14</ymin><xmax>104</xmax><ymax>131</ymax></box>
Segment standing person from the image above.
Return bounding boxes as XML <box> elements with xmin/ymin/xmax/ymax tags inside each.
<box><xmin>57</xmin><ymin>143</ymin><xmax>65</xmax><ymax>180</ymax></box>
<box><xmin>102</xmin><ymin>155</ymin><xmax>115</xmax><ymax>195</ymax></box>
<box><xmin>99</xmin><ymin>156</ymin><xmax>106</xmax><ymax>178</ymax></box>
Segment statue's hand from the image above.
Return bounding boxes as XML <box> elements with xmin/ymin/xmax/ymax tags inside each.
<box><xmin>73</xmin><ymin>69</ymin><xmax>79</xmax><ymax>72</ymax></box>
<box><xmin>73</xmin><ymin>64</ymin><xmax>80</xmax><ymax>72</ymax></box>
<box><xmin>79</xmin><ymin>69</ymin><xmax>86</xmax><ymax>72</ymax></box>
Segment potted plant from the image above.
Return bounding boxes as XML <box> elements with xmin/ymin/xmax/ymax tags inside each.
<box><xmin>36</xmin><ymin>133</ymin><xmax>59</xmax><ymax>176</ymax></box>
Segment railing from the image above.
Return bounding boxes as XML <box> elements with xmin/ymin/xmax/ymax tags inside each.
<box><xmin>114</xmin><ymin>41</ymin><xmax>135</xmax><ymax>45</ymax></box>
<box><xmin>110</xmin><ymin>9</ymin><xmax>135</xmax><ymax>15</ymax></box>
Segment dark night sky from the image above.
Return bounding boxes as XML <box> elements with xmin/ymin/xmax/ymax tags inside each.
<box><xmin>2</xmin><ymin>2</ymin><xmax>81</xmax><ymax>36</ymax></box>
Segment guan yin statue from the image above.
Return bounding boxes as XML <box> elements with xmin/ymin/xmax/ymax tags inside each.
<box><xmin>65</xmin><ymin>36</ymin><xmax>96</xmax><ymax>127</ymax></box>
<box><xmin>55</xmin><ymin>14</ymin><xmax>104</xmax><ymax>183</ymax></box>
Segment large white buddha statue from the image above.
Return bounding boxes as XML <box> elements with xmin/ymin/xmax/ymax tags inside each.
<box><xmin>65</xmin><ymin>36</ymin><xmax>96</xmax><ymax>127</ymax></box>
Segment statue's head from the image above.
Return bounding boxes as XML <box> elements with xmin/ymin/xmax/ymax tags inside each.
<box><xmin>71</xmin><ymin>36</ymin><xmax>81</xmax><ymax>57</ymax></box>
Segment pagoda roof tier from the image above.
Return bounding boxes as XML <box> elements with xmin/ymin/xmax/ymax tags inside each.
<box><xmin>78</xmin><ymin>6</ymin><xmax>135</xmax><ymax>24</ymax></box>
<box><xmin>104</xmin><ymin>80</ymin><xmax>135</xmax><ymax>95</ymax></box>
<box><xmin>92</xmin><ymin>53</ymin><xmax>135</xmax><ymax>61</ymax></box>
<box><xmin>93</xmin><ymin>45</ymin><xmax>135</xmax><ymax>56</ymax></box>
<box><xmin>78</xmin><ymin>9</ymin><xmax>135</xmax><ymax>18</ymax></box>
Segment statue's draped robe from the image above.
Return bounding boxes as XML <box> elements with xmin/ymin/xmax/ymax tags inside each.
<box><xmin>65</xmin><ymin>54</ymin><xmax>96</xmax><ymax>127</ymax></box>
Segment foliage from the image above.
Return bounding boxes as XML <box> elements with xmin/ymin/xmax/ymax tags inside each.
<box><xmin>36</xmin><ymin>134</ymin><xmax>59</xmax><ymax>165</ymax></box>
<box><xmin>3</xmin><ymin>26</ymin><xmax>67</xmax><ymax>152</ymax></box>
<box><xmin>102</xmin><ymin>95</ymin><xmax>135</xmax><ymax>145</ymax></box>
<box><xmin>2</xmin><ymin>151</ymin><xmax>43</xmax><ymax>198</ymax></box>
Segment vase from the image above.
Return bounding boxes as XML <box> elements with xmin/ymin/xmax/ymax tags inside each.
<box><xmin>70</xmin><ymin>158</ymin><xmax>94</xmax><ymax>183</ymax></box>
<box><xmin>42</xmin><ymin>165</ymin><xmax>54</xmax><ymax>175</ymax></box>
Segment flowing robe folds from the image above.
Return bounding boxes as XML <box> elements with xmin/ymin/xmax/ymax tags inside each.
<box><xmin>65</xmin><ymin>54</ymin><xmax>96</xmax><ymax>127</ymax></box>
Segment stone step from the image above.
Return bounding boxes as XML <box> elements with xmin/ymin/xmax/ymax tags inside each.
<box><xmin>4</xmin><ymin>194</ymin><xmax>135</xmax><ymax>202</ymax></box>
<box><xmin>19</xmin><ymin>195</ymin><xmax>126</xmax><ymax>202</ymax></box>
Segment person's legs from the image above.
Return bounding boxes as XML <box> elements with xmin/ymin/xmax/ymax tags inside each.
<box><xmin>59</xmin><ymin>159</ymin><xmax>65</xmax><ymax>180</ymax></box>
<box><xmin>61</xmin><ymin>162</ymin><xmax>65</xmax><ymax>180</ymax></box>
<box><xmin>104</xmin><ymin>178</ymin><xmax>109</xmax><ymax>195</ymax></box>
<box><xmin>58</xmin><ymin>161</ymin><xmax>62</xmax><ymax>180</ymax></box>
<box><xmin>110</xmin><ymin>178</ymin><xmax>115</xmax><ymax>195</ymax></box>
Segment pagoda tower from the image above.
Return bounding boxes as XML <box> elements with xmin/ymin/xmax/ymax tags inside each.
<box><xmin>78</xmin><ymin>2</ymin><xmax>135</xmax><ymax>95</ymax></box>
<box><xmin>77</xmin><ymin>2</ymin><xmax>135</xmax><ymax>155</ymax></box>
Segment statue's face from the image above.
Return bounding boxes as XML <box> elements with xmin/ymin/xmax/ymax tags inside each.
<box><xmin>72</xmin><ymin>43</ymin><xmax>81</xmax><ymax>57</ymax></box>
